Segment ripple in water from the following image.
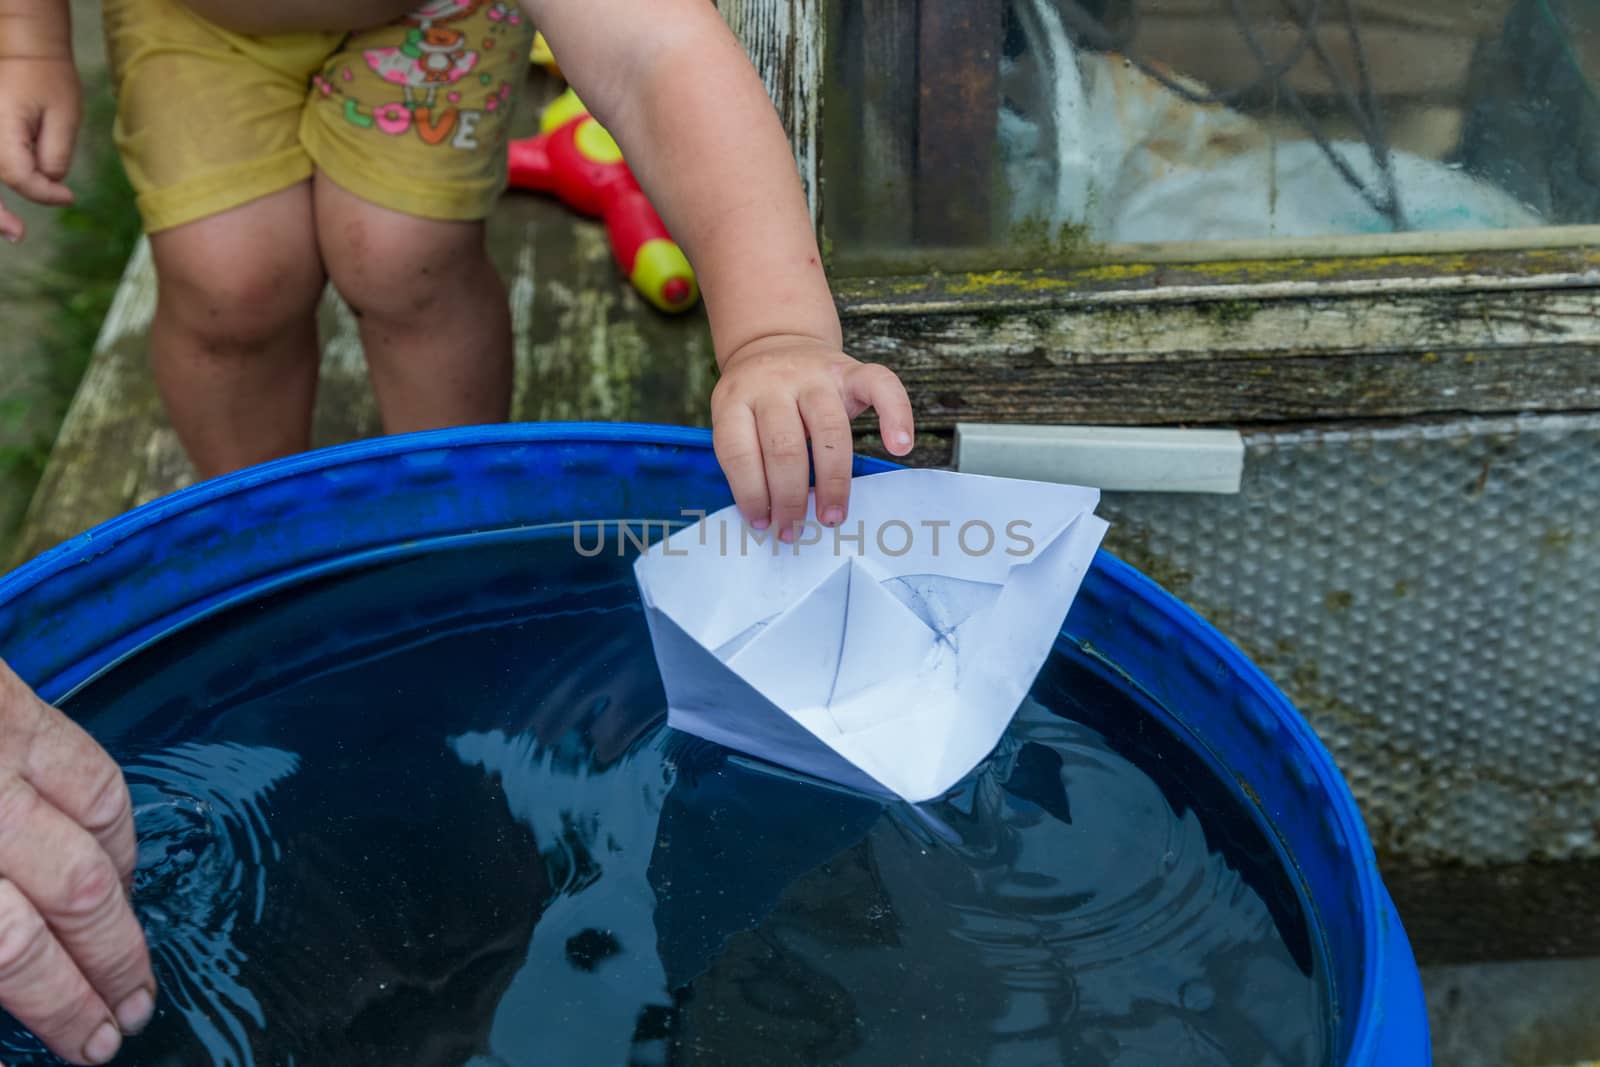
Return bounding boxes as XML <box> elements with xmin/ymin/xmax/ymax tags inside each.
<box><xmin>1</xmin><ymin>743</ymin><xmax>297</xmax><ymax>1067</ymax></box>
<box><xmin>0</xmin><ymin>534</ymin><xmax>1331</xmax><ymax>1065</ymax></box>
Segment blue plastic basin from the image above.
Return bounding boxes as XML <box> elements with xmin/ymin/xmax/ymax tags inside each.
<box><xmin>0</xmin><ymin>423</ymin><xmax>1428</xmax><ymax>1064</ymax></box>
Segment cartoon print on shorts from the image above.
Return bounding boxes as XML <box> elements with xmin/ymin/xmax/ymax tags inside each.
<box><xmin>485</xmin><ymin>3</ymin><xmax>522</xmax><ymax>29</ymax></box>
<box><xmin>316</xmin><ymin>0</ymin><xmax>525</xmax><ymax>149</ymax></box>
<box><xmin>361</xmin><ymin>0</ymin><xmax>490</xmax><ymax>108</ymax></box>
<box><xmin>482</xmin><ymin>2</ymin><xmax>522</xmax><ymax>50</ymax></box>
<box><xmin>364</xmin><ymin>0</ymin><xmax>483</xmax><ymax>109</ymax></box>
<box><xmin>365</xmin><ymin>25</ymin><xmax>481</xmax><ymax>109</ymax></box>
<box><xmin>402</xmin><ymin>0</ymin><xmax>486</xmax><ymax>26</ymax></box>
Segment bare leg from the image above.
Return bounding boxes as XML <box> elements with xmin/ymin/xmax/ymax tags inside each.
<box><xmin>313</xmin><ymin>174</ymin><xmax>513</xmax><ymax>434</ymax></box>
<box><xmin>148</xmin><ymin>183</ymin><xmax>327</xmax><ymax>480</ymax></box>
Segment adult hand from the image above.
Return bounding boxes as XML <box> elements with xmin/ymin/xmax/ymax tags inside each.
<box><xmin>0</xmin><ymin>657</ymin><xmax>154</xmax><ymax>1065</ymax></box>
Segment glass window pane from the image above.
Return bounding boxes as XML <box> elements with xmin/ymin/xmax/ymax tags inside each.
<box><xmin>822</xmin><ymin>0</ymin><xmax>1600</xmax><ymax>261</ymax></box>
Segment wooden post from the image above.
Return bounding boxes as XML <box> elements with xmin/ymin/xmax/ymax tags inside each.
<box><xmin>716</xmin><ymin>0</ymin><xmax>827</xmax><ymax>225</ymax></box>
<box><xmin>915</xmin><ymin>0</ymin><xmax>1004</xmax><ymax>246</ymax></box>
<box><xmin>818</xmin><ymin>0</ymin><xmax>920</xmax><ymax>255</ymax></box>
<box><xmin>857</xmin><ymin>0</ymin><xmax>921</xmax><ymax>248</ymax></box>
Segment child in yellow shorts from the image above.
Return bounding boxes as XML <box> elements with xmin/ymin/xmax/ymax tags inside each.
<box><xmin>0</xmin><ymin>0</ymin><xmax>916</xmax><ymax>547</ymax></box>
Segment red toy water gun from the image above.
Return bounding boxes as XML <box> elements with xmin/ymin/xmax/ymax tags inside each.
<box><xmin>507</xmin><ymin>88</ymin><xmax>699</xmax><ymax>314</ymax></box>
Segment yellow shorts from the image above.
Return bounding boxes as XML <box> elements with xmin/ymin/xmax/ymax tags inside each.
<box><xmin>101</xmin><ymin>0</ymin><xmax>536</xmax><ymax>232</ymax></box>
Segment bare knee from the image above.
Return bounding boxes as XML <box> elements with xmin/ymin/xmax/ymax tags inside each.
<box><xmin>151</xmin><ymin>195</ymin><xmax>325</xmax><ymax>353</ymax></box>
<box><xmin>317</xmin><ymin>185</ymin><xmax>490</xmax><ymax>326</ymax></box>
<box><xmin>162</xmin><ymin>261</ymin><xmax>324</xmax><ymax>353</ymax></box>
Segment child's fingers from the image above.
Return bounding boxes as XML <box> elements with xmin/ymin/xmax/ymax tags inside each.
<box><xmin>755</xmin><ymin>398</ymin><xmax>812</xmax><ymax>543</ymax></box>
<box><xmin>36</xmin><ymin>103</ymin><xmax>78</xmax><ymax>184</ymax></box>
<box><xmin>844</xmin><ymin>363</ymin><xmax>915</xmax><ymax>456</ymax></box>
<box><xmin>800</xmin><ymin>387</ymin><xmax>853</xmax><ymax>526</ymax></box>
<box><xmin>0</xmin><ymin>112</ymin><xmax>73</xmax><ymax>208</ymax></box>
<box><xmin>0</xmin><ymin>198</ymin><xmax>23</xmax><ymax>243</ymax></box>
<box><xmin>712</xmin><ymin>401</ymin><xmax>771</xmax><ymax>530</ymax></box>
<box><xmin>8</xmin><ymin>168</ymin><xmax>72</xmax><ymax>206</ymax></box>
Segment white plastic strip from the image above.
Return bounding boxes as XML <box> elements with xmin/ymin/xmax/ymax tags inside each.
<box><xmin>954</xmin><ymin>423</ymin><xmax>1245</xmax><ymax>494</ymax></box>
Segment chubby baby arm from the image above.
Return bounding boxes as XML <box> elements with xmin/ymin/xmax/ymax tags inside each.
<box><xmin>0</xmin><ymin>0</ymin><xmax>80</xmax><ymax>243</ymax></box>
<box><xmin>522</xmin><ymin>0</ymin><xmax>914</xmax><ymax>538</ymax></box>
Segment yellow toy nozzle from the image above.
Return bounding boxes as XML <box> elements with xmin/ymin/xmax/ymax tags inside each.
<box><xmin>630</xmin><ymin>239</ymin><xmax>699</xmax><ymax>314</ymax></box>
<box><xmin>539</xmin><ymin>87</ymin><xmax>590</xmax><ymax>134</ymax></box>
<box><xmin>530</xmin><ymin>32</ymin><xmax>561</xmax><ymax>78</ymax></box>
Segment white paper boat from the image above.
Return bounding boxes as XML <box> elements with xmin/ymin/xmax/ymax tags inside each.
<box><xmin>633</xmin><ymin>468</ymin><xmax>1109</xmax><ymax>803</ymax></box>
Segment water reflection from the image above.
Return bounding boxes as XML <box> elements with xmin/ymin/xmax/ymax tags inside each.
<box><xmin>0</xmin><ymin>537</ymin><xmax>1328</xmax><ymax>1064</ymax></box>
<box><xmin>449</xmin><ymin>726</ymin><xmax>677</xmax><ymax>1066</ymax></box>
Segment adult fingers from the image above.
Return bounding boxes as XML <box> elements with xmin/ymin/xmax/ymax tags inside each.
<box><xmin>711</xmin><ymin>399</ymin><xmax>770</xmax><ymax>530</ymax></box>
<box><xmin>0</xmin><ymin>777</ymin><xmax>156</xmax><ymax>1051</ymax></box>
<box><xmin>755</xmin><ymin>398</ymin><xmax>812</xmax><ymax>543</ymax></box>
<box><xmin>18</xmin><ymin>696</ymin><xmax>138</xmax><ymax>891</ymax></box>
<box><xmin>799</xmin><ymin>387</ymin><xmax>853</xmax><ymax>526</ymax></box>
<box><xmin>844</xmin><ymin>363</ymin><xmax>915</xmax><ymax>456</ymax></box>
<box><xmin>0</xmin><ymin>878</ymin><xmax>124</xmax><ymax>1065</ymax></box>
<box><xmin>2</xmin><ymin>660</ymin><xmax>138</xmax><ymax>889</ymax></box>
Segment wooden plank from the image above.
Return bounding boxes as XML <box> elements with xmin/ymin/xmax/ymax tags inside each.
<box><xmin>854</xmin><ymin>430</ymin><xmax>954</xmax><ymax>469</ymax></box>
<box><xmin>841</xmin><ymin>286</ymin><xmax>1600</xmax><ymax>429</ymax></box>
<box><xmin>829</xmin><ymin>224</ymin><xmax>1600</xmax><ymax>279</ymax></box>
<box><xmin>10</xmin><ymin>240</ymin><xmax>173</xmax><ymax>546</ymax></box>
<box><xmin>717</xmin><ymin>0</ymin><xmax>826</xmax><ymax>223</ymax></box>
<box><xmin>834</xmin><ymin>246</ymin><xmax>1600</xmax><ymax>310</ymax></box>
<box><xmin>915</xmin><ymin>0</ymin><xmax>1004</xmax><ymax>245</ymax></box>
<box><xmin>496</xmin><ymin>200</ymin><xmax>717</xmax><ymax>425</ymax></box>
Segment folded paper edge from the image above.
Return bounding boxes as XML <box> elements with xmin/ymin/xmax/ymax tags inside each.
<box><xmin>902</xmin><ymin>510</ymin><xmax>1112</xmax><ymax>802</ymax></box>
<box><xmin>641</xmin><ymin>601</ymin><xmax>900</xmax><ymax>799</ymax></box>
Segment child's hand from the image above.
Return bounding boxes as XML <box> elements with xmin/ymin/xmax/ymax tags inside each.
<box><xmin>0</xmin><ymin>57</ymin><xmax>80</xmax><ymax>244</ymax></box>
<box><xmin>712</xmin><ymin>333</ymin><xmax>914</xmax><ymax>541</ymax></box>
<box><xmin>521</xmin><ymin>0</ymin><xmax>917</xmax><ymax>527</ymax></box>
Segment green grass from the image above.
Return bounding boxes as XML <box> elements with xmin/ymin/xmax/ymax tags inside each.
<box><xmin>0</xmin><ymin>74</ymin><xmax>141</xmax><ymax>533</ymax></box>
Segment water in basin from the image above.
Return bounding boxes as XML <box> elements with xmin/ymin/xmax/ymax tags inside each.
<box><xmin>0</xmin><ymin>529</ymin><xmax>1332</xmax><ymax>1065</ymax></box>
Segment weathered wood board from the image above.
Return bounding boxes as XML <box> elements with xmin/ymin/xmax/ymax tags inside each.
<box><xmin>717</xmin><ymin>0</ymin><xmax>825</xmax><ymax>221</ymax></box>
<box><xmin>835</xmin><ymin>248</ymin><xmax>1600</xmax><ymax>436</ymax></box>
<box><xmin>915</xmin><ymin>1</ymin><xmax>1004</xmax><ymax>246</ymax></box>
<box><xmin>844</xmin><ymin>292</ymin><xmax>1600</xmax><ymax>429</ymax></box>
<box><xmin>23</xmin><ymin>235</ymin><xmax>1600</xmax><ymax>564</ymax></box>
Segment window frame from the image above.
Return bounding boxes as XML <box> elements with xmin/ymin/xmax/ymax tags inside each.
<box><xmin>724</xmin><ymin>0</ymin><xmax>1600</xmax><ymax>464</ymax></box>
